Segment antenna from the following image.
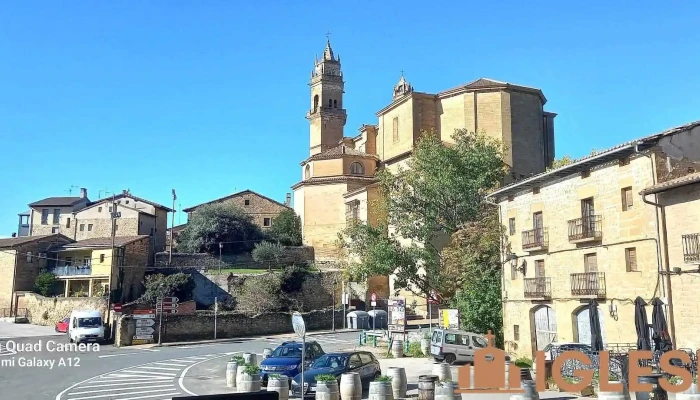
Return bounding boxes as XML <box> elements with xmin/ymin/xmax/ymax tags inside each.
<box><xmin>67</xmin><ymin>185</ymin><xmax>79</xmax><ymax>195</ymax></box>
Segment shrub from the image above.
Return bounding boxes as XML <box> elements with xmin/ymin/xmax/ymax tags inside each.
<box><xmin>268</xmin><ymin>209</ymin><xmax>303</xmax><ymax>246</ymax></box>
<box><xmin>34</xmin><ymin>271</ymin><xmax>57</xmax><ymax>297</ymax></box>
<box><xmin>374</xmin><ymin>375</ymin><xmax>392</xmax><ymax>382</ymax></box>
<box><xmin>138</xmin><ymin>272</ymin><xmax>194</xmax><ymax>304</ymax></box>
<box><xmin>315</xmin><ymin>374</ymin><xmax>338</xmax><ymax>383</ymax></box>
<box><xmin>230</xmin><ymin>355</ymin><xmax>245</xmax><ymax>363</ymax></box>
<box><xmin>513</xmin><ymin>357</ymin><xmax>533</xmax><ymax>369</ymax></box>
<box><xmin>243</xmin><ymin>364</ymin><xmax>260</xmax><ymax>375</ymax></box>
<box><xmin>406</xmin><ymin>341</ymin><xmax>424</xmax><ymax>358</ymax></box>
<box><xmin>236</xmin><ymin>273</ymin><xmax>283</xmax><ymax>314</ymax></box>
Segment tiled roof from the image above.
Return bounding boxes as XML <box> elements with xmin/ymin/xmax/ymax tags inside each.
<box><xmin>0</xmin><ymin>234</ymin><xmax>64</xmax><ymax>248</ymax></box>
<box><xmin>29</xmin><ymin>197</ymin><xmax>85</xmax><ymax>207</ymax></box>
<box><xmin>291</xmin><ymin>175</ymin><xmax>377</xmax><ymax>190</ymax></box>
<box><xmin>182</xmin><ymin>189</ymin><xmax>291</xmax><ymax>213</ymax></box>
<box><xmin>438</xmin><ymin>78</ymin><xmax>547</xmax><ymax>103</ymax></box>
<box><xmin>486</xmin><ymin>119</ymin><xmax>700</xmax><ymax>198</ymax></box>
<box><xmin>84</xmin><ymin>193</ymin><xmax>172</xmax><ymax>213</ymax></box>
<box><xmin>304</xmin><ymin>145</ymin><xmax>378</xmax><ymax>163</ymax></box>
<box><xmin>641</xmin><ymin>172</ymin><xmax>700</xmax><ymax>195</ymax></box>
<box><xmin>55</xmin><ymin>235</ymin><xmax>149</xmax><ymax>250</ymax></box>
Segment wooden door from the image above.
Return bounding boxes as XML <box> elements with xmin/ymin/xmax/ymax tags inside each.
<box><xmin>533</xmin><ymin>212</ymin><xmax>544</xmax><ymax>244</ymax></box>
<box><xmin>534</xmin><ymin>306</ymin><xmax>557</xmax><ymax>351</ymax></box>
<box><xmin>581</xmin><ymin>198</ymin><xmax>595</xmax><ymax>233</ymax></box>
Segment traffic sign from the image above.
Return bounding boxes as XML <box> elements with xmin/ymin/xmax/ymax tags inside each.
<box><xmin>134</xmin><ymin>313</ymin><xmax>156</xmax><ymax>319</ymax></box>
<box><xmin>158</xmin><ymin>297</ymin><xmax>179</xmax><ymax>304</ymax></box>
<box><xmin>134</xmin><ymin>335</ymin><xmax>153</xmax><ymax>340</ymax></box>
<box><xmin>428</xmin><ymin>290</ymin><xmax>440</xmax><ymax>304</ymax></box>
<box><xmin>292</xmin><ymin>312</ymin><xmax>306</xmax><ymax>338</ymax></box>
<box><xmin>371</xmin><ymin>292</ymin><xmax>377</xmax><ymax>307</ymax></box>
<box><xmin>159</xmin><ymin>309</ymin><xmax>178</xmax><ymax>314</ymax></box>
<box><xmin>113</xmin><ymin>303</ymin><xmax>123</xmax><ymax>313</ymax></box>
<box><xmin>136</xmin><ymin>327</ymin><xmax>155</xmax><ymax>335</ymax></box>
<box><xmin>157</xmin><ymin>302</ymin><xmax>179</xmax><ymax>309</ymax></box>
<box><xmin>136</xmin><ymin>319</ymin><xmax>155</xmax><ymax>327</ymax></box>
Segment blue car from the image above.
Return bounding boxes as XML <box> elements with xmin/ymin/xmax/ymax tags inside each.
<box><xmin>260</xmin><ymin>341</ymin><xmax>325</xmax><ymax>386</ymax></box>
<box><xmin>291</xmin><ymin>351</ymin><xmax>382</xmax><ymax>397</ymax></box>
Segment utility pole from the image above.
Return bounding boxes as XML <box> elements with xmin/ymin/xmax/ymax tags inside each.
<box><xmin>107</xmin><ymin>193</ymin><xmax>117</xmax><ymax>341</ymax></box>
<box><xmin>169</xmin><ymin>189</ymin><xmax>176</xmax><ymax>264</ymax></box>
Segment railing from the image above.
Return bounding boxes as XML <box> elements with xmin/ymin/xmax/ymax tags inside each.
<box><xmin>0</xmin><ymin>308</ymin><xmax>27</xmax><ymax>319</ymax></box>
<box><xmin>567</xmin><ymin>215</ymin><xmax>602</xmax><ymax>242</ymax></box>
<box><xmin>50</xmin><ymin>265</ymin><xmax>92</xmax><ymax>276</ymax></box>
<box><xmin>683</xmin><ymin>233</ymin><xmax>700</xmax><ymax>263</ymax></box>
<box><xmin>524</xmin><ymin>277</ymin><xmax>551</xmax><ymax>298</ymax></box>
<box><xmin>570</xmin><ymin>272</ymin><xmax>606</xmax><ymax>297</ymax></box>
<box><xmin>522</xmin><ymin>228</ymin><xmax>548</xmax><ymax>250</ymax></box>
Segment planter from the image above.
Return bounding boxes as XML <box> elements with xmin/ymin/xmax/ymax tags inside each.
<box><xmin>369</xmin><ymin>381</ymin><xmax>394</xmax><ymax>400</ymax></box>
<box><xmin>388</xmin><ymin>367</ymin><xmax>407</xmax><ymax>398</ymax></box>
<box><xmin>243</xmin><ymin>352</ymin><xmax>257</xmax><ymax>366</ymax></box>
<box><xmin>431</xmin><ymin>363</ymin><xmax>452</xmax><ymax>382</ymax></box>
<box><xmin>340</xmin><ymin>372</ymin><xmax>362</xmax><ymax>400</ymax></box>
<box><xmin>316</xmin><ymin>380</ymin><xmax>340</xmax><ymax>400</ymax></box>
<box><xmin>391</xmin><ymin>339</ymin><xmax>404</xmax><ymax>358</ymax></box>
<box><xmin>267</xmin><ymin>376</ymin><xmax>289</xmax><ymax>400</ymax></box>
<box><xmin>226</xmin><ymin>361</ymin><xmax>239</xmax><ymax>388</ymax></box>
<box><xmin>435</xmin><ymin>382</ymin><xmax>457</xmax><ymax>400</ymax></box>
<box><xmin>238</xmin><ymin>373</ymin><xmax>262</xmax><ymax>393</ymax></box>
<box><xmin>678</xmin><ymin>383</ymin><xmax>700</xmax><ymax>400</ymax></box>
<box><xmin>418</xmin><ymin>375</ymin><xmax>439</xmax><ymax>400</ymax></box>
<box><xmin>421</xmin><ymin>338</ymin><xmax>430</xmax><ymax>356</ymax></box>
<box><xmin>262</xmin><ymin>348</ymin><xmax>272</xmax><ymax>360</ymax></box>
<box><xmin>520</xmin><ymin>381</ymin><xmax>540</xmax><ymax>400</ymax></box>
<box><xmin>236</xmin><ymin>365</ymin><xmax>246</xmax><ymax>385</ymax></box>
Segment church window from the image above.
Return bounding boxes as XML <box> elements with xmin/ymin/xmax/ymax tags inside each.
<box><xmin>328</xmin><ymin>99</ymin><xmax>333</xmax><ymax>107</ymax></box>
<box><xmin>350</xmin><ymin>162</ymin><xmax>364</xmax><ymax>175</ymax></box>
<box><xmin>305</xmin><ymin>165</ymin><xmax>311</xmax><ymax>179</ymax></box>
<box><xmin>392</xmin><ymin>117</ymin><xmax>399</xmax><ymax>142</ymax></box>
<box><xmin>333</xmin><ymin>100</ymin><xmax>337</xmax><ymax>108</ymax></box>
<box><xmin>313</xmin><ymin>95</ymin><xmax>319</xmax><ymax>112</ymax></box>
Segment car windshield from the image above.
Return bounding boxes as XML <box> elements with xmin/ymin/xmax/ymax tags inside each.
<box><xmin>312</xmin><ymin>355</ymin><xmax>347</xmax><ymax>369</ymax></box>
<box><xmin>272</xmin><ymin>345</ymin><xmax>302</xmax><ymax>358</ymax></box>
<box><xmin>77</xmin><ymin>317</ymin><xmax>102</xmax><ymax>328</ymax></box>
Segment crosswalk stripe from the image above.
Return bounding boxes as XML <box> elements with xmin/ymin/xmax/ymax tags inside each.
<box><xmin>92</xmin><ymin>375</ymin><xmax>172</xmax><ymax>381</ymax></box>
<box><xmin>79</xmin><ymin>381</ymin><xmax>173</xmax><ymax>389</ymax></box>
<box><xmin>67</xmin><ymin>387</ymin><xmax>178</xmax><ymax>400</ymax></box>
<box><xmin>112</xmin><ymin>392</ymin><xmax>180</xmax><ymax>400</ymax></box>
<box><xmin>151</xmin><ymin>362</ymin><xmax>189</xmax><ymax>367</ymax></box>
<box><xmin>134</xmin><ymin>366</ymin><xmax>180</xmax><ymax>371</ymax></box>
<box><xmin>120</xmin><ymin>370</ymin><xmax>176</xmax><ymax>377</ymax></box>
<box><xmin>69</xmin><ymin>384</ymin><xmax>173</xmax><ymax>396</ymax></box>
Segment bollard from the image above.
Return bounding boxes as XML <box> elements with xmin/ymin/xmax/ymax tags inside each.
<box><xmin>373</xmin><ymin>335</ymin><xmax>377</xmax><ymax>347</ymax></box>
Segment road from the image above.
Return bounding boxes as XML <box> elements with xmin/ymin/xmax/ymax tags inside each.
<box><xmin>0</xmin><ymin>325</ymin><xmax>359</xmax><ymax>400</ymax></box>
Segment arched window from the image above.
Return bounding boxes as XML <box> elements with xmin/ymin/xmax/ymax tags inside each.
<box><xmin>350</xmin><ymin>162</ymin><xmax>364</xmax><ymax>175</ymax></box>
<box><xmin>333</xmin><ymin>100</ymin><xmax>338</xmax><ymax>108</ymax></box>
<box><xmin>313</xmin><ymin>95</ymin><xmax>319</xmax><ymax>113</ymax></box>
<box><xmin>328</xmin><ymin>99</ymin><xmax>333</xmax><ymax>107</ymax></box>
<box><xmin>305</xmin><ymin>165</ymin><xmax>311</xmax><ymax>179</ymax></box>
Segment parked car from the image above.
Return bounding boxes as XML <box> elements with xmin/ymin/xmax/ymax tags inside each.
<box><xmin>68</xmin><ymin>310</ymin><xmax>105</xmax><ymax>344</ymax></box>
<box><xmin>260</xmin><ymin>341</ymin><xmax>325</xmax><ymax>386</ymax></box>
<box><xmin>55</xmin><ymin>317</ymin><xmax>69</xmax><ymax>333</ymax></box>
<box><xmin>430</xmin><ymin>328</ymin><xmax>509</xmax><ymax>364</ymax></box>
<box><xmin>291</xmin><ymin>351</ymin><xmax>381</xmax><ymax>397</ymax></box>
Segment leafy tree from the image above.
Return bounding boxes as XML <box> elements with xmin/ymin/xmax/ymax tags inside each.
<box><xmin>34</xmin><ymin>271</ymin><xmax>57</xmax><ymax>297</ymax></box>
<box><xmin>139</xmin><ymin>272</ymin><xmax>195</xmax><ymax>304</ymax></box>
<box><xmin>268</xmin><ymin>209</ymin><xmax>303</xmax><ymax>246</ymax></box>
<box><xmin>339</xmin><ymin>129</ymin><xmax>507</xmax><ymax>303</ymax></box>
<box><xmin>252</xmin><ymin>241</ymin><xmax>284</xmax><ymax>270</ymax></box>
<box><xmin>177</xmin><ymin>202</ymin><xmax>265</xmax><ymax>254</ymax></box>
<box><xmin>547</xmin><ymin>155</ymin><xmax>575</xmax><ymax>170</ymax></box>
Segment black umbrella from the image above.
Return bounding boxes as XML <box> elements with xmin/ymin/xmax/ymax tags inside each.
<box><xmin>634</xmin><ymin>296</ymin><xmax>651</xmax><ymax>350</ymax></box>
<box><xmin>589</xmin><ymin>299</ymin><xmax>605</xmax><ymax>351</ymax></box>
<box><xmin>651</xmin><ymin>298</ymin><xmax>673</xmax><ymax>352</ymax></box>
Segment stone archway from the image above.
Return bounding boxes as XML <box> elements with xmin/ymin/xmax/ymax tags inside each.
<box><xmin>573</xmin><ymin>305</ymin><xmax>606</xmax><ymax>346</ymax></box>
<box><xmin>531</xmin><ymin>305</ymin><xmax>557</xmax><ymax>352</ymax></box>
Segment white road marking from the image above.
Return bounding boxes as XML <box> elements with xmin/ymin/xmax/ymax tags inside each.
<box><xmin>134</xmin><ymin>365</ymin><xmax>181</xmax><ymax>371</ymax></box>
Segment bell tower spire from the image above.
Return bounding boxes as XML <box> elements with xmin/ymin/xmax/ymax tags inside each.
<box><xmin>307</xmin><ymin>36</ymin><xmax>346</xmax><ymax>156</ymax></box>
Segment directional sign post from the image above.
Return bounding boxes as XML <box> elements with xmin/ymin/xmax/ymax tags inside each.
<box><xmin>155</xmin><ymin>297</ymin><xmax>178</xmax><ymax>346</ymax></box>
<box><xmin>136</xmin><ymin>319</ymin><xmax>155</xmax><ymax>327</ymax></box>
<box><xmin>292</xmin><ymin>312</ymin><xmax>306</xmax><ymax>396</ymax></box>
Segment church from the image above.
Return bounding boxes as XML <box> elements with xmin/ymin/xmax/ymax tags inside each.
<box><xmin>291</xmin><ymin>39</ymin><xmax>557</xmax><ymax>308</ymax></box>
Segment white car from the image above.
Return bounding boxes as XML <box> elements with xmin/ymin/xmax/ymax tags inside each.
<box><xmin>68</xmin><ymin>310</ymin><xmax>105</xmax><ymax>344</ymax></box>
<box><xmin>543</xmin><ymin>342</ymin><xmax>592</xmax><ymax>361</ymax></box>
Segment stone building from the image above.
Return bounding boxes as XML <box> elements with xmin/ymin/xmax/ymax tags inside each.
<box><xmin>0</xmin><ymin>234</ymin><xmax>72</xmax><ymax>314</ymax></box>
<box><xmin>27</xmin><ymin>188</ymin><xmax>90</xmax><ymax>236</ymax></box>
<box><xmin>486</xmin><ymin>120</ymin><xmax>700</xmax><ymax>357</ymax></box>
<box><xmin>182</xmin><ymin>189</ymin><xmax>292</xmax><ymax>231</ymax></box>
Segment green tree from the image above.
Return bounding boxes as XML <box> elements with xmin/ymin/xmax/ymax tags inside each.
<box><xmin>177</xmin><ymin>202</ymin><xmax>265</xmax><ymax>254</ymax></box>
<box><xmin>268</xmin><ymin>209</ymin><xmax>303</xmax><ymax>246</ymax></box>
<box><xmin>339</xmin><ymin>129</ymin><xmax>507</xmax><ymax>304</ymax></box>
<box><xmin>252</xmin><ymin>241</ymin><xmax>284</xmax><ymax>270</ymax></box>
<box><xmin>34</xmin><ymin>271</ymin><xmax>57</xmax><ymax>297</ymax></box>
<box><xmin>138</xmin><ymin>272</ymin><xmax>195</xmax><ymax>304</ymax></box>
<box><xmin>547</xmin><ymin>155</ymin><xmax>575</xmax><ymax>170</ymax></box>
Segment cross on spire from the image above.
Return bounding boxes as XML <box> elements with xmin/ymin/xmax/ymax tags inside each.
<box><xmin>325</xmin><ymin>31</ymin><xmax>332</xmax><ymax>41</ymax></box>
<box><xmin>400</xmin><ymin>69</ymin><xmax>404</xmax><ymax>77</ymax></box>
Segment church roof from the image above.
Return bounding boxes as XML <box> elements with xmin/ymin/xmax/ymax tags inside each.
<box><xmin>302</xmin><ymin>144</ymin><xmax>379</xmax><ymax>165</ymax></box>
<box><xmin>439</xmin><ymin>78</ymin><xmax>547</xmax><ymax>103</ymax></box>
<box><xmin>291</xmin><ymin>175</ymin><xmax>377</xmax><ymax>190</ymax></box>
<box><xmin>323</xmin><ymin>40</ymin><xmax>335</xmax><ymax>61</ymax></box>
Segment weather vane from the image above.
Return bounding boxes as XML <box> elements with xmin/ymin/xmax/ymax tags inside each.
<box><xmin>325</xmin><ymin>31</ymin><xmax>331</xmax><ymax>41</ymax></box>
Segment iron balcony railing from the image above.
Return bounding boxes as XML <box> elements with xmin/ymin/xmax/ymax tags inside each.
<box><xmin>570</xmin><ymin>272</ymin><xmax>606</xmax><ymax>297</ymax></box>
<box><xmin>522</xmin><ymin>228</ymin><xmax>548</xmax><ymax>250</ymax></box>
<box><xmin>682</xmin><ymin>233</ymin><xmax>700</xmax><ymax>263</ymax></box>
<box><xmin>567</xmin><ymin>215</ymin><xmax>602</xmax><ymax>242</ymax></box>
<box><xmin>524</xmin><ymin>277</ymin><xmax>551</xmax><ymax>298</ymax></box>
<box><xmin>50</xmin><ymin>265</ymin><xmax>91</xmax><ymax>276</ymax></box>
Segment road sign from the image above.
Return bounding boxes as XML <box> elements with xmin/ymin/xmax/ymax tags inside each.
<box><xmin>156</xmin><ymin>303</ymin><xmax>179</xmax><ymax>310</ymax></box>
<box><xmin>133</xmin><ymin>313</ymin><xmax>156</xmax><ymax>319</ymax></box>
<box><xmin>158</xmin><ymin>309</ymin><xmax>178</xmax><ymax>315</ymax></box>
<box><xmin>292</xmin><ymin>312</ymin><xmax>306</xmax><ymax>338</ymax></box>
<box><xmin>133</xmin><ymin>335</ymin><xmax>154</xmax><ymax>340</ymax></box>
<box><xmin>158</xmin><ymin>297</ymin><xmax>179</xmax><ymax>304</ymax></box>
<box><xmin>371</xmin><ymin>292</ymin><xmax>377</xmax><ymax>307</ymax></box>
<box><xmin>136</xmin><ymin>319</ymin><xmax>155</xmax><ymax>327</ymax></box>
<box><xmin>132</xmin><ymin>339</ymin><xmax>150</xmax><ymax>345</ymax></box>
<box><xmin>113</xmin><ymin>303</ymin><xmax>123</xmax><ymax>313</ymax></box>
<box><xmin>428</xmin><ymin>291</ymin><xmax>440</xmax><ymax>304</ymax></box>
<box><xmin>136</xmin><ymin>327</ymin><xmax>155</xmax><ymax>335</ymax></box>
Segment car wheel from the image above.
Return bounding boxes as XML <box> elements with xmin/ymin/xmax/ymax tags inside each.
<box><xmin>444</xmin><ymin>354</ymin><xmax>456</xmax><ymax>365</ymax></box>
<box><xmin>55</xmin><ymin>326</ymin><xmax>59</xmax><ymax>332</ymax></box>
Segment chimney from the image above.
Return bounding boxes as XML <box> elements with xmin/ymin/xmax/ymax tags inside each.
<box><xmin>285</xmin><ymin>193</ymin><xmax>291</xmax><ymax>207</ymax></box>
<box><xmin>80</xmin><ymin>188</ymin><xmax>87</xmax><ymax>198</ymax></box>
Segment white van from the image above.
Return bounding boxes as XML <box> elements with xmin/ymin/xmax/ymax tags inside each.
<box><xmin>68</xmin><ymin>310</ymin><xmax>105</xmax><ymax>344</ymax></box>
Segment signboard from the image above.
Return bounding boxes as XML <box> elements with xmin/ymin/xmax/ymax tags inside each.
<box><xmin>113</xmin><ymin>303</ymin><xmax>123</xmax><ymax>313</ymax></box>
<box><xmin>133</xmin><ymin>313</ymin><xmax>156</xmax><ymax>319</ymax></box>
<box><xmin>387</xmin><ymin>298</ymin><xmax>406</xmax><ymax>332</ymax></box>
<box><xmin>160</xmin><ymin>296</ymin><xmax>179</xmax><ymax>303</ymax></box>
<box><xmin>342</xmin><ymin>293</ymin><xmax>350</xmax><ymax>305</ymax></box>
<box><xmin>132</xmin><ymin>339</ymin><xmax>150</xmax><ymax>345</ymax></box>
<box><xmin>428</xmin><ymin>290</ymin><xmax>440</xmax><ymax>304</ymax></box>
<box><xmin>136</xmin><ymin>319</ymin><xmax>155</xmax><ymax>327</ymax></box>
<box><xmin>136</xmin><ymin>327</ymin><xmax>155</xmax><ymax>335</ymax></box>
<box><xmin>441</xmin><ymin>309</ymin><xmax>459</xmax><ymax>329</ymax></box>
<box><xmin>158</xmin><ymin>309</ymin><xmax>178</xmax><ymax>315</ymax></box>
<box><xmin>134</xmin><ymin>335</ymin><xmax>154</xmax><ymax>340</ymax></box>
<box><xmin>370</xmin><ymin>292</ymin><xmax>377</xmax><ymax>307</ymax></box>
<box><xmin>291</xmin><ymin>312</ymin><xmax>306</xmax><ymax>338</ymax></box>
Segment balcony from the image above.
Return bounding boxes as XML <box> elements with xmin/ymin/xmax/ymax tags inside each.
<box><xmin>50</xmin><ymin>265</ymin><xmax>91</xmax><ymax>277</ymax></box>
<box><xmin>570</xmin><ymin>272</ymin><xmax>606</xmax><ymax>298</ymax></box>
<box><xmin>524</xmin><ymin>277</ymin><xmax>551</xmax><ymax>299</ymax></box>
<box><xmin>567</xmin><ymin>215</ymin><xmax>602</xmax><ymax>243</ymax></box>
<box><xmin>682</xmin><ymin>233</ymin><xmax>700</xmax><ymax>264</ymax></box>
<box><xmin>522</xmin><ymin>228</ymin><xmax>548</xmax><ymax>252</ymax></box>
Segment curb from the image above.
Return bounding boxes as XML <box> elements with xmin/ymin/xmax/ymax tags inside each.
<box><xmin>155</xmin><ymin>329</ymin><xmax>361</xmax><ymax>347</ymax></box>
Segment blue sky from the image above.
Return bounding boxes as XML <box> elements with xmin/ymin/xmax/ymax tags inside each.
<box><xmin>1</xmin><ymin>1</ymin><xmax>699</xmax><ymax>236</ymax></box>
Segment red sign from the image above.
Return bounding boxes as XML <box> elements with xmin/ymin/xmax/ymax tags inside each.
<box><xmin>133</xmin><ymin>309</ymin><xmax>155</xmax><ymax>315</ymax></box>
<box><xmin>428</xmin><ymin>291</ymin><xmax>440</xmax><ymax>304</ymax></box>
<box><xmin>113</xmin><ymin>303</ymin><xmax>123</xmax><ymax>312</ymax></box>
<box><xmin>158</xmin><ymin>309</ymin><xmax>178</xmax><ymax>314</ymax></box>
<box><xmin>371</xmin><ymin>293</ymin><xmax>377</xmax><ymax>302</ymax></box>
<box><xmin>159</xmin><ymin>297</ymin><xmax>179</xmax><ymax>304</ymax></box>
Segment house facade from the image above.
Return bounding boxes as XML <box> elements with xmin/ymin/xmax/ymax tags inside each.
<box><xmin>27</xmin><ymin>188</ymin><xmax>90</xmax><ymax>236</ymax></box>
<box><xmin>487</xmin><ymin>120</ymin><xmax>700</xmax><ymax>357</ymax></box>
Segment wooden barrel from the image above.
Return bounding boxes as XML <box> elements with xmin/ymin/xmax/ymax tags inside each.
<box><xmin>262</xmin><ymin>348</ymin><xmax>272</xmax><ymax>360</ymax></box>
<box><xmin>236</xmin><ymin>365</ymin><xmax>246</xmax><ymax>385</ymax></box>
<box><xmin>678</xmin><ymin>383</ymin><xmax>700</xmax><ymax>400</ymax></box>
<box><xmin>391</xmin><ymin>340</ymin><xmax>404</xmax><ymax>358</ymax></box>
<box><xmin>316</xmin><ymin>380</ymin><xmax>340</xmax><ymax>400</ymax></box>
<box><xmin>267</xmin><ymin>376</ymin><xmax>289</xmax><ymax>400</ymax></box>
<box><xmin>369</xmin><ymin>381</ymin><xmax>394</xmax><ymax>400</ymax></box>
<box><xmin>418</xmin><ymin>375</ymin><xmax>439</xmax><ymax>400</ymax></box>
<box><xmin>340</xmin><ymin>372</ymin><xmax>362</xmax><ymax>400</ymax></box>
<box><xmin>435</xmin><ymin>382</ymin><xmax>456</xmax><ymax>400</ymax></box>
<box><xmin>388</xmin><ymin>367</ymin><xmax>407</xmax><ymax>399</ymax></box>
<box><xmin>226</xmin><ymin>361</ymin><xmax>238</xmax><ymax>388</ymax></box>
<box><xmin>421</xmin><ymin>338</ymin><xmax>430</xmax><ymax>356</ymax></box>
<box><xmin>508</xmin><ymin>381</ymin><xmax>539</xmax><ymax>400</ymax></box>
<box><xmin>237</xmin><ymin>373</ymin><xmax>262</xmax><ymax>393</ymax></box>
<box><xmin>243</xmin><ymin>352</ymin><xmax>257</xmax><ymax>366</ymax></box>
<box><xmin>431</xmin><ymin>363</ymin><xmax>452</xmax><ymax>382</ymax></box>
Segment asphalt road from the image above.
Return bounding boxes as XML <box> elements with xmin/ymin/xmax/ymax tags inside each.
<box><xmin>0</xmin><ymin>329</ymin><xmax>360</xmax><ymax>400</ymax></box>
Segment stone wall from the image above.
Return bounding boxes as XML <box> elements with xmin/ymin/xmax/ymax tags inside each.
<box><xmin>155</xmin><ymin>246</ymin><xmax>314</xmax><ymax>268</ymax></box>
<box><xmin>23</xmin><ymin>292</ymin><xmax>108</xmax><ymax>326</ymax></box>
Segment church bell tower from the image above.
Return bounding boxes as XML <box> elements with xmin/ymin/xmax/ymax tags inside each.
<box><xmin>307</xmin><ymin>39</ymin><xmax>347</xmax><ymax>156</ymax></box>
